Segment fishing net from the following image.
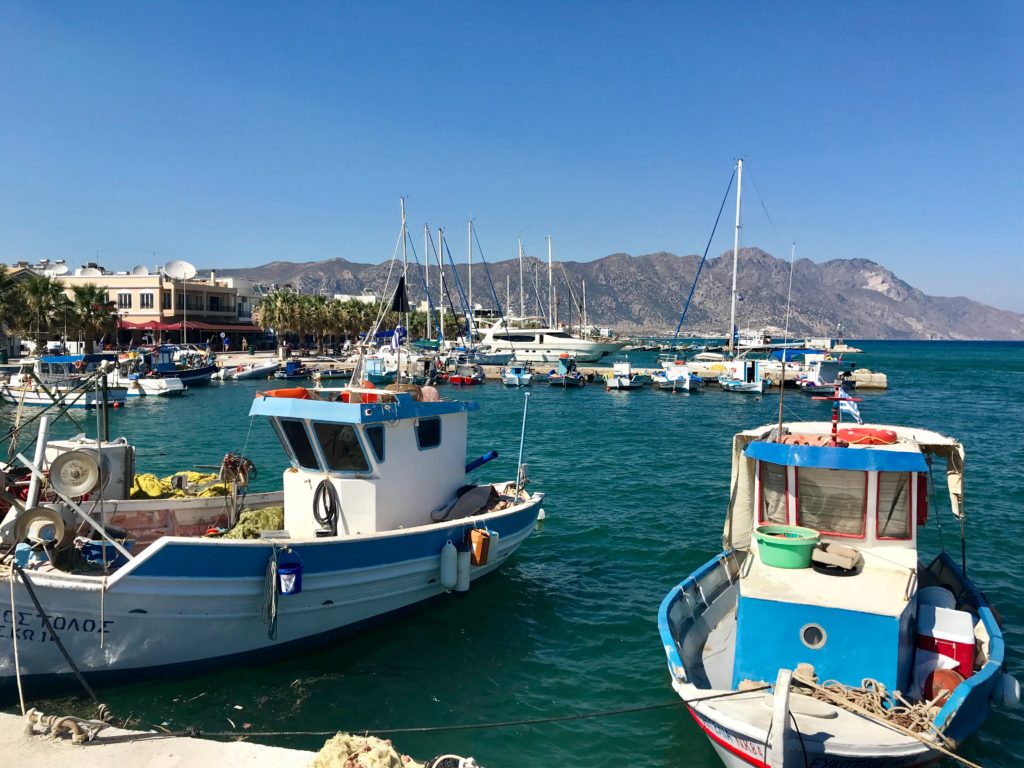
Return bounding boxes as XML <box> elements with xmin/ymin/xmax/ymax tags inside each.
<box><xmin>311</xmin><ymin>732</ymin><xmax>424</xmax><ymax>768</ymax></box>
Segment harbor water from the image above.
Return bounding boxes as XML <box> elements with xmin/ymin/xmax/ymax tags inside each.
<box><xmin>3</xmin><ymin>340</ymin><xmax>1022</xmax><ymax>767</ymax></box>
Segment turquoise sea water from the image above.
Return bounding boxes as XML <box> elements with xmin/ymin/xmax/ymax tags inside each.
<box><xmin>4</xmin><ymin>341</ymin><xmax>1023</xmax><ymax>767</ymax></box>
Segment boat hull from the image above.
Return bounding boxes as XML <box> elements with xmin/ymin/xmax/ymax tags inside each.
<box><xmin>0</xmin><ymin>384</ymin><xmax>129</xmax><ymax>408</ymax></box>
<box><xmin>0</xmin><ymin>495</ymin><xmax>542</xmax><ymax>697</ymax></box>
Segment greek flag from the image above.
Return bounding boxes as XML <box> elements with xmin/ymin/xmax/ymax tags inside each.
<box><xmin>838</xmin><ymin>388</ymin><xmax>862</xmax><ymax>424</ymax></box>
<box><xmin>391</xmin><ymin>324</ymin><xmax>406</xmax><ymax>351</ymax></box>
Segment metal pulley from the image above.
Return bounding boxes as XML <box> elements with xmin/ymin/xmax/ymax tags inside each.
<box><xmin>49</xmin><ymin>449</ymin><xmax>108</xmax><ymax>498</ymax></box>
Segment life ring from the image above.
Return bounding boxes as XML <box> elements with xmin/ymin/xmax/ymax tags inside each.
<box><xmin>259</xmin><ymin>387</ymin><xmax>311</xmax><ymax>399</ymax></box>
<box><xmin>236</xmin><ymin>365</ymin><xmax>245</xmax><ymax>373</ymax></box>
<box><xmin>74</xmin><ymin>360</ymin><xmax>84</xmax><ymax>370</ymax></box>
<box><xmin>837</xmin><ymin>427</ymin><xmax>898</xmax><ymax>446</ymax></box>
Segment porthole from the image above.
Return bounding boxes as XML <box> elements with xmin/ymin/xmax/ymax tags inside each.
<box><xmin>800</xmin><ymin>623</ymin><xmax>827</xmax><ymax>649</ymax></box>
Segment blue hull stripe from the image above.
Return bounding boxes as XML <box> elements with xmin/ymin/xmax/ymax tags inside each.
<box><xmin>744</xmin><ymin>442</ymin><xmax>928</xmax><ymax>472</ymax></box>
<box><xmin>127</xmin><ymin>503</ymin><xmax>539</xmax><ymax>578</ymax></box>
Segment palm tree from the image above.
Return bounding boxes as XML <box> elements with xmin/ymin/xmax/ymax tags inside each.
<box><xmin>69</xmin><ymin>284</ymin><xmax>117</xmax><ymax>353</ymax></box>
<box><xmin>19</xmin><ymin>275</ymin><xmax>67</xmax><ymax>348</ymax></box>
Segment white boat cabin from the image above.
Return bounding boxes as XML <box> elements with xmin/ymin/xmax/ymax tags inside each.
<box><xmin>250</xmin><ymin>390</ymin><xmax>477</xmax><ymax>538</ymax></box>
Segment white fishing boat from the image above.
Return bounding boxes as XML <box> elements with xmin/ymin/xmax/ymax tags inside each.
<box><xmin>718</xmin><ymin>359</ymin><xmax>770</xmax><ymax>394</ymax></box>
<box><xmin>546</xmin><ymin>354</ymin><xmax>586</xmax><ymax>388</ymax></box>
<box><xmin>501</xmin><ymin>364</ymin><xmax>533</xmax><ymax>387</ymax></box>
<box><xmin>654</xmin><ymin>360</ymin><xmax>703</xmax><ymax>392</ymax></box>
<box><xmin>0</xmin><ymin>384</ymin><xmax>543</xmax><ymax>696</ymax></box>
<box><xmin>220</xmin><ymin>360</ymin><xmax>280</xmax><ymax>381</ymax></box>
<box><xmin>113</xmin><ymin>353</ymin><xmax>185</xmax><ymax>396</ymax></box>
<box><xmin>658</xmin><ymin>409</ymin><xmax>1019</xmax><ymax>767</ymax></box>
<box><xmin>0</xmin><ymin>355</ymin><xmax>128</xmax><ymax>408</ymax></box>
<box><xmin>605</xmin><ymin>361</ymin><xmax>643</xmax><ymax>390</ymax></box>
<box><xmin>478</xmin><ymin>317</ymin><xmax>626</xmax><ymax>363</ymax></box>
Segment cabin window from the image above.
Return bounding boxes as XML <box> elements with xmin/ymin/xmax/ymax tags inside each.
<box><xmin>365</xmin><ymin>425</ymin><xmax>385</xmax><ymax>462</ymax></box>
<box><xmin>278</xmin><ymin>419</ymin><xmax>320</xmax><ymax>470</ymax></box>
<box><xmin>877</xmin><ymin>472</ymin><xmax>912</xmax><ymax>540</ymax></box>
<box><xmin>416</xmin><ymin>417</ymin><xmax>441</xmax><ymax>449</ymax></box>
<box><xmin>501</xmin><ymin>334</ymin><xmax>535</xmax><ymax>343</ymax></box>
<box><xmin>796</xmin><ymin>467</ymin><xmax>866</xmax><ymax>538</ymax></box>
<box><xmin>758</xmin><ymin>462</ymin><xmax>788</xmax><ymax>524</ymax></box>
<box><xmin>313</xmin><ymin>422</ymin><xmax>370</xmax><ymax>472</ymax></box>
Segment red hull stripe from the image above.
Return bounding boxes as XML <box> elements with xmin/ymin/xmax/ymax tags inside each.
<box><xmin>687</xmin><ymin>706</ymin><xmax>767</xmax><ymax>768</ymax></box>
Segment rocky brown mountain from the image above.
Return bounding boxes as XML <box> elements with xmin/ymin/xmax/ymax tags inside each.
<box><xmin>214</xmin><ymin>248</ymin><xmax>1024</xmax><ymax>340</ymax></box>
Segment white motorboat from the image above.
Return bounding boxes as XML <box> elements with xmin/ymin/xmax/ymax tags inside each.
<box><xmin>605</xmin><ymin>361</ymin><xmax>643</xmax><ymax>390</ymax></box>
<box><xmin>478</xmin><ymin>317</ymin><xmax>626</xmax><ymax>363</ymax></box>
<box><xmin>501</xmin><ymin>364</ymin><xmax>533</xmax><ymax>387</ymax></box>
<box><xmin>217</xmin><ymin>360</ymin><xmax>280</xmax><ymax>381</ymax></box>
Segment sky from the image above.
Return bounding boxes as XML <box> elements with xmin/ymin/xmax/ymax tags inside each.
<box><xmin>1</xmin><ymin>2</ymin><xmax>1022</xmax><ymax>310</ymax></box>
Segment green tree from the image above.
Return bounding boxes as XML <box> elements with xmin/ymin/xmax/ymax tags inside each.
<box><xmin>69</xmin><ymin>284</ymin><xmax>117</xmax><ymax>353</ymax></box>
<box><xmin>18</xmin><ymin>275</ymin><xmax>67</xmax><ymax>347</ymax></box>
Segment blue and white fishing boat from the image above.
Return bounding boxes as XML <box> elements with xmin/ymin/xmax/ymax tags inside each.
<box><xmin>0</xmin><ymin>355</ymin><xmax>129</xmax><ymax>408</ymax></box>
<box><xmin>147</xmin><ymin>345</ymin><xmax>217</xmax><ymax>385</ymax></box>
<box><xmin>501</xmin><ymin>364</ymin><xmax>533</xmax><ymax>387</ymax></box>
<box><xmin>605</xmin><ymin>361</ymin><xmax>644</xmax><ymax>390</ymax></box>
<box><xmin>547</xmin><ymin>354</ymin><xmax>586</xmax><ymax>388</ymax></box>
<box><xmin>0</xmin><ymin>384</ymin><xmax>543</xmax><ymax>697</ymax></box>
<box><xmin>658</xmin><ymin>411</ymin><xmax>1018</xmax><ymax>767</ymax></box>
<box><xmin>274</xmin><ymin>360</ymin><xmax>312</xmax><ymax>380</ymax></box>
<box><xmin>653</xmin><ymin>360</ymin><xmax>703</xmax><ymax>392</ymax></box>
<box><xmin>717</xmin><ymin>359</ymin><xmax>770</xmax><ymax>394</ymax></box>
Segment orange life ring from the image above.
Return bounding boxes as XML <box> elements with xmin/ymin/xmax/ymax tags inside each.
<box><xmin>837</xmin><ymin>427</ymin><xmax>898</xmax><ymax>446</ymax></box>
<box><xmin>259</xmin><ymin>387</ymin><xmax>311</xmax><ymax>399</ymax></box>
<box><xmin>74</xmin><ymin>360</ymin><xmax>84</xmax><ymax>370</ymax></box>
<box><xmin>236</xmin><ymin>365</ymin><xmax>245</xmax><ymax>373</ymax></box>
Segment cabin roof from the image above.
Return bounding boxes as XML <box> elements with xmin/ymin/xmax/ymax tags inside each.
<box><xmin>744</xmin><ymin>441</ymin><xmax>928</xmax><ymax>473</ymax></box>
<box><xmin>249</xmin><ymin>391</ymin><xmax>478</xmax><ymax>424</ymax></box>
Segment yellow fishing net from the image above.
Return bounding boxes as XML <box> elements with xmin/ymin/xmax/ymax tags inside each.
<box><xmin>129</xmin><ymin>471</ymin><xmax>232</xmax><ymax>499</ymax></box>
<box><xmin>311</xmin><ymin>733</ymin><xmax>424</xmax><ymax>768</ymax></box>
<box><xmin>221</xmin><ymin>506</ymin><xmax>284</xmax><ymax>539</ymax></box>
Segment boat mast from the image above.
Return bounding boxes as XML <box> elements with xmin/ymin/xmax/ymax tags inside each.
<box><xmin>467</xmin><ymin>219</ymin><xmax>473</xmax><ymax>331</ymax></box>
<box><xmin>437</xmin><ymin>227</ymin><xmax>445</xmax><ymax>342</ymax></box>
<box><xmin>728</xmin><ymin>158</ymin><xmax>743</xmax><ymax>356</ymax></box>
<box><xmin>546</xmin><ymin>235</ymin><xmax>553</xmax><ymax>326</ymax></box>
<box><xmin>506</xmin><ymin>275</ymin><xmax>511</xmax><ymax>319</ymax></box>
<box><xmin>582</xmin><ymin>280</ymin><xmax>587</xmax><ymax>333</ymax></box>
<box><xmin>424</xmin><ymin>223</ymin><xmax>431</xmax><ymax>340</ymax></box>
<box><xmin>518</xmin><ymin>236</ymin><xmax>525</xmax><ymax>318</ymax></box>
<box><xmin>400</xmin><ymin>196</ymin><xmax>408</xmax><ymax>381</ymax></box>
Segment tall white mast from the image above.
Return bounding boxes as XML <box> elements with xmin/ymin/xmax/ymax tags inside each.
<box><xmin>424</xmin><ymin>223</ymin><xmax>431</xmax><ymax>340</ymax></box>
<box><xmin>399</xmin><ymin>196</ymin><xmax>408</xmax><ymax>380</ymax></box>
<box><xmin>467</xmin><ymin>219</ymin><xmax>473</xmax><ymax>325</ymax></box>
<box><xmin>506</xmin><ymin>275</ymin><xmax>511</xmax><ymax>318</ymax></box>
<box><xmin>437</xmin><ymin>227</ymin><xmax>445</xmax><ymax>341</ymax></box>
<box><xmin>582</xmin><ymin>279</ymin><xmax>587</xmax><ymax>332</ymax></box>
<box><xmin>546</xmin><ymin>234</ymin><xmax>553</xmax><ymax>327</ymax></box>
<box><xmin>518</xmin><ymin>236</ymin><xmax>524</xmax><ymax>318</ymax></box>
<box><xmin>728</xmin><ymin>158</ymin><xmax>743</xmax><ymax>356</ymax></box>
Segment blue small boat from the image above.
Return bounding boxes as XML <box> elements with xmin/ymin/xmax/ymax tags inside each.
<box><xmin>547</xmin><ymin>354</ymin><xmax>586</xmax><ymax>388</ymax></box>
<box><xmin>274</xmin><ymin>360</ymin><xmax>311</xmax><ymax>380</ymax></box>
<box><xmin>658</xmin><ymin>417</ymin><xmax>1019</xmax><ymax>767</ymax></box>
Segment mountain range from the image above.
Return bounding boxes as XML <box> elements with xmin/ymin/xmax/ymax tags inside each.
<box><xmin>214</xmin><ymin>248</ymin><xmax>1024</xmax><ymax>340</ymax></box>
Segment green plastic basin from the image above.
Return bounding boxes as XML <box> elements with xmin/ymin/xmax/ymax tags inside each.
<box><xmin>754</xmin><ymin>525</ymin><xmax>820</xmax><ymax>569</ymax></box>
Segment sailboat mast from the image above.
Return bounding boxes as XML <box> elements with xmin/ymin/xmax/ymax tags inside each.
<box><xmin>582</xmin><ymin>280</ymin><xmax>587</xmax><ymax>332</ymax></box>
<box><xmin>728</xmin><ymin>158</ymin><xmax>743</xmax><ymax>356</ymax></box>
<box><xmin>506</xmin><ymin>275</ymin><xmax>511</xmax><ymax>317</ymax></box>
<box><xmin>518</xmin><ymin>236</ymin><xmax>524</xmax><ymax>318</ymax></box>
<box><xmin>547</xmin><ymin>235</ymin><xmax>553</xmax><ymax>327</ymax></box>
<box><xmin>424</xmin><ymin>224</ymin><xmax>431</xmax><ymax>340</ymax></box>
<box><xmin>437</xmin><ymin>227</ymin><xmax>445</xmax><ymax>342</ymax></box>
<box><xmin>399</xmin><ymin>196</ymin><xmax>408</xmax><ymax>380</ymax></box>
<box><xmin>467</xmin><ymin>219</ymin><xmax>473</xmax><ymax>330</ymax></box>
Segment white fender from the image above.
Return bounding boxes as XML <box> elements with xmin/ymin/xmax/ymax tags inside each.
<box><xmin>455</xmin><ymin>548</ymin><xmax>471</xmax><ymax>592</ymax></box>
<box><xmin>440</xmin><ymin>540</ymin><xmax>458</xmax><ymax>591</ymax></box>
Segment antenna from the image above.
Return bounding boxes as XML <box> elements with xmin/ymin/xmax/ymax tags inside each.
<box><xmin>131</xmin><ymin>264</ymin><xmax>150</xmax><ymax>276</ymax></box>
<box><xmin>79</xmin><ymin>267</ymin><xmax>103</xmax><ymax>277</ymax></box>
<box><xmin>164</xmin><ymin>260</ymin><xmax>197</xmax><ymax>343</ymax></box>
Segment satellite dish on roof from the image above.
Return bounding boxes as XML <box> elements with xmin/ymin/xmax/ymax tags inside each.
<box><xmin>164</xmin><ymin>260</ymin><xmax>197</xmax><ymax>280</ymax></box>
<box><xmin>131</xmin><ymin>264</ymin><xmax>150</xmax><ymax>276</ymax></box>
<box><xmin>79</xmin><ymin>267</ymin><xmax>103</xmax><ymax>277</ymax></box>
<box><xmin>50</xmin><ymin>263</ymin><xmax>69</xmax><ymax>276</ymax></box>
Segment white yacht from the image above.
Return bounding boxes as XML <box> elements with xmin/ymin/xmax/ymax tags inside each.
<box><xmin>478</xmin><ymin>317</ymin><xmax>626</xmax><ymax>363</ymax></box>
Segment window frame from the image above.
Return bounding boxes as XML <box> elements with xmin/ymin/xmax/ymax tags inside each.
<box><xmin>794</xmin><ymin>467</ymin><xmax>868</xmax><ymax>539</ymax></box>
<box><xmin>757</xmin><ymin>461</ymin><xmax>790</xmax><ymax>525</ymax></box>
<box><xmin>365</xmin><ymin>424</ymin><xmax>385</xmax><ymax>463</ymax></box>
<box><xmin>274</xmin><ymin>418</ymin><xmax>322</xmax><ymax>470</ymax></box>
<box><xmin>140</xmin><ymin>292</ymin><xmax>154</xmax><ymax>309</ymax></box>
<box><xmin>876</xmin><ymin>471</ymin><xmax>914</xmax><ymax>541</ymax></box>
<box><xmin>415</xmin><ymin>417</ymin><xmax>442</xmax><ymax>450</ymax></box>
<box><xmin>117</xmin><ymin>292</ymin><xmax>132</xmax><ymax>309</ymax></box>
<box><xmin>312</xmin><ymin>421</ymin><xmax>371</xmax><ymax>474</ymax></box>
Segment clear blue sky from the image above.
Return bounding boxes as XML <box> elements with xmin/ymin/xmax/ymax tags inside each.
<box><xmin>1</xmin><ymin>2</ymin><xmax>1021</xmax><ymax>310</ymax></box>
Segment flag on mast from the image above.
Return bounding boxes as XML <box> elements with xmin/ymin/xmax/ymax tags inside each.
<box><xmin>390</xmin><ymin>276</ymin><xmax>410</xmax><ymax>313</ymax></box>
<box><xmin>838</xmin><ymin>387</ymin><xmax>862</xmax><ymax>424</ymax></box>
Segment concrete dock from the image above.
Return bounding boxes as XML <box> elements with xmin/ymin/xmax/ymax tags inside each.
<box><xmin>2</xmin><ymin>711</ymin><xmax>314</xmax><ymax>768</ymax></box>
